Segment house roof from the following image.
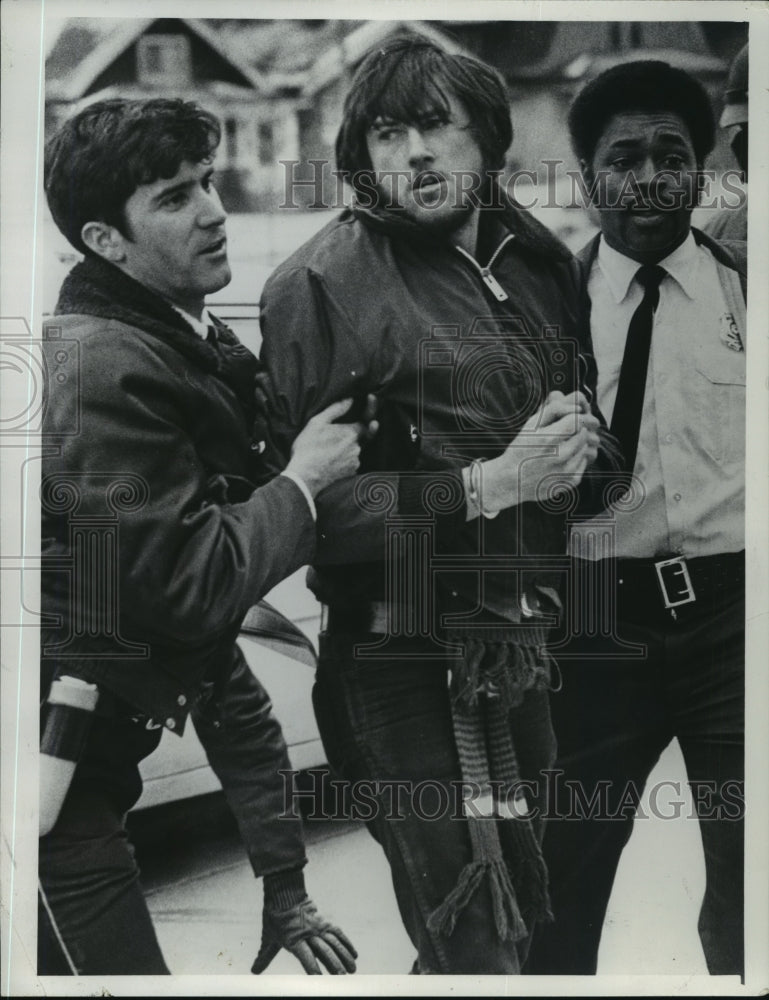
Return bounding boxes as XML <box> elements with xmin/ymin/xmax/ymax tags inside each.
<box><xmin>45</xmin><ymin>18</ymin><xmax>731</xmax><ymax>110</ymax></box>
<box><xmin>496</xmin><ymin>22</ymin><xmax>726</xmax><ymax>82</ymax></box>
<box><xmin>214</xmin><ymin>19</ymin><xmax>361</xmax><ymax>76</ymax></box>
<box><xmin>302</xmin><ymin>20</ymin><xmax>474</xmax><ymax>98</ymax></box>
<box><xmin>46</xmin><ymin>17</ymin><xmax>268</xmax><ymax>102</ymax></box>
<box><xmin>562</xmin><ymin>48</ymin><xmax>727</xmax><ymax>83</ymax></box>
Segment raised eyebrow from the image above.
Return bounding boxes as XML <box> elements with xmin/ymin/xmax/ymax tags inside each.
<box><xmin>654</xmin><ymin>133</ymin><xmax>692</xmax><ymax>148</ymax></box>
<box><xmin>607</xmin><ymin>133</ymin><xmax>690</xmax><ymax>148</ymax></box>
<box><xmin>369</xmin><ymin>110</ymin><xmax>448</xmax><ymax>130</ymax></box>
<box><xmin>151</xmin><ymin>178</ymin><xmax>195</xmax><ymax>205</ymax></box>
<box><xmin>369</xmin><ymin>117</ymin><xmax>401</xmax><ymax>130</ymax></box>
<box><xmin>151</xmin><ymin>169</ymin><xmax>215</xmax><ymax>205</ymax></box>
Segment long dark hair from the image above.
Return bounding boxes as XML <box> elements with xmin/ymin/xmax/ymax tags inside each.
<box><xmin>335</xmin><ymin>35</ymin><xmax>513</xmax><ymax>196</ymax></box>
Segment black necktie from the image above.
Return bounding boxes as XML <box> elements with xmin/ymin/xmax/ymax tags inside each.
<box><xmin>610</xmin><ymin>264</ymin><xmax>666</xmax><ymax>474</ymax></box>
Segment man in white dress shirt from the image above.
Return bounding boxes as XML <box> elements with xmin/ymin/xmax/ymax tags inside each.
<box><xmin>525</xmin><ymin>60</ymin><xmax>746</xmax><ymax>978</ymax></box>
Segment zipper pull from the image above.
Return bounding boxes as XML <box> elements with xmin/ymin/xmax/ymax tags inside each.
<box><xmin>481</xmin><ymin>268</ymin><xmax>508</xmax><ymax>302</ymax></box>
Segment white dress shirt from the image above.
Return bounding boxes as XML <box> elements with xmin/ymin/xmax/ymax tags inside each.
<box><xmin>172</xmin><ymin>304</ymin><xmax>215</xmax><ymax>339</ymax></box>
<box><xmin>571</xmin><ymin>233</ymin><xmax>745</xmax><ymax>560</ymax></box>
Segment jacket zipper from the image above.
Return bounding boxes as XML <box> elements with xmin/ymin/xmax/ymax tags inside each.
<box><xmin>454</xmin><ymin>233</ymin><xmax>516</xmax><ymax>302</ymax></box>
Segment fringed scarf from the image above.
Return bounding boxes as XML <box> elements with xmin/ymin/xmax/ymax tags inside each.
<box><xmin>428</xmin><ymin>625</ymin><xmax>554</xmax><ymax>942</ymax></box>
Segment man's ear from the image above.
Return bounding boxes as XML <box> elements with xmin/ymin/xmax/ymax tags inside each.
<box><xmin>80</xmin><ymin>221</ymin><xmax>127</xmax><ymax>263</ymax></box>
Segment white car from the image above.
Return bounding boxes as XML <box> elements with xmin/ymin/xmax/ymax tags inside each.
<box><xmin>135</xmin><ymin>570</ymin><xmax>325</xmax><ymax>810</ymax></box>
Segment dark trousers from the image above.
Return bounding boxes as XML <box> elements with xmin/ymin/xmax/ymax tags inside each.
<box><xmin>524</xmin><ymin>588</ymin><xmax>744</xmax><ymax>977</ymax></box>
<box><xmin>313</xmin><ymin>631</ymin><xmax>557</xmax><ymax>974</ymax></box>
<box><xmin>38</xmin><ymin>716</ymin><xmax>168</xmax><ymax>975</ymax></box>
<box><xmin>38</xmin><ymin>644</ymin><xmax>300</xmax><ymax>975</ymax></box>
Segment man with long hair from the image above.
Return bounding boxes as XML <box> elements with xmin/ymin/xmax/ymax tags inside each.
<box><xmin>259</xmin><ymin>36</ymin><xmax>620</xmax><ymax>974</ymax></box>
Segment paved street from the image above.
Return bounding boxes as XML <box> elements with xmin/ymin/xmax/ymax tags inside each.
<box><xmin>132</xmin><ymin>740</ymin><xmax>710</xmax><ymax>980</ymax></box>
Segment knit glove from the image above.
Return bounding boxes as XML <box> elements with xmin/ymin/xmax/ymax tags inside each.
<box><xmin>252</xmin><ymin>870</ymin><xmax>357</xmax><ymax>975</ymax></box>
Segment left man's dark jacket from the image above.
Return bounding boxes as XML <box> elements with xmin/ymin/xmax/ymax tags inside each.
<box><xmin>41</xmin><ymin>255</ymin><xmax>313</xmax><ymax>874</ymax></box>
<box><xmin>259</xmin><ymin>190</ymin><xmax>621</xmax><ymax>620</ymax></box>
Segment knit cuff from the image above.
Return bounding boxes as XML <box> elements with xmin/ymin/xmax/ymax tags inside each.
<box><xmin>263</xmin><ymin>867</ymin><xmax>307</xmax><ymax>911</ymax></box>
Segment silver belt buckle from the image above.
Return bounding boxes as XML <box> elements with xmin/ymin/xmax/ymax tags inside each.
<box><xmin>654</xmin><ymin>556</ymin><xmax>696</xmax><ymax>609</ymax></box>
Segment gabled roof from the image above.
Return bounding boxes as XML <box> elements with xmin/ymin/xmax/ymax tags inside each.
<box><xmin>215</xmin><ymin>19</ymin><xmax>362</xmax><ymax>76</ymax></box>
<box><xmin>302</xmin><ymin>20</ymin><xmax>473</xmax><ymax>97</ymax></box>
<box><xmin>46</xmin><ymin>17</ymin><xmax>268</xmax><ymax>102</ymax></box>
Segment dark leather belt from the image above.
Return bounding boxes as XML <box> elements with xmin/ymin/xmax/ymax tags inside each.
<box><xmin>321</xmin><ymin>592</ymin><xmax>552</xmax><ymax>637</ymax></box>
<box><xmin>322</xmin><ymin>553</ymin><xmax>745</xmax><ymax>634</ymax></box>
<box><xmin>577</xmin><ymin>551</ymin><xmax>745</xmax><ymax>624</ymax></box>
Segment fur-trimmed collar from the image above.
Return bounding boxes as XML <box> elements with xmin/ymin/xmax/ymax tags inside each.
<box><xmin>56</xmin><ymin>255</ymin><xmax>260</xmax><ymax>415</ymax></box>
<box><xmin>56</xmin><ymin>255</ymin><xmax>245</xmax><ymax>370</ymax></box>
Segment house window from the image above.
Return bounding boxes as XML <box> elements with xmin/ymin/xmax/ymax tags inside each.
<box><xmin>136</xmin><ymin>34</ymin><xmax>192</xmax><ymax>86</ymax></box>
<box><xmin>258</xmin><ymin>122</ymin><xmax>275</xmax><ymax>166</ymax></box>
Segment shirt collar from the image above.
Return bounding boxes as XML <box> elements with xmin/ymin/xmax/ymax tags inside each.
<box><xmin>596</xmin><ymin>231</ymin><xmax>700</xmax><ymax>303</ymax></box>
<box><xmin>171</xmin><ymin>304</ymin><xmax>214</xmax><ymax>339</ymax></box>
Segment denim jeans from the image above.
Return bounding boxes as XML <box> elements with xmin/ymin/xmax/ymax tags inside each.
<box><xmin>313</xmin><ymin>630</ymin><xmax>557</xmax><ymax>974</ymax></box>
<box><xmin>524</xmin><ymin>588</ymin><xmax>744</xmax><ymax>977</ymax></box>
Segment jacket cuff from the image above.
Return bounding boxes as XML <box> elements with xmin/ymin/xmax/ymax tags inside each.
<box><xmin>263</xmin><ymin>866</ymin><xmax>307</xmax><ymax>910</ymax></box>
<box><xmin>279</xmin><ymin>470</ymin><xmax>317</xmax><ymax>520</ymax></box>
